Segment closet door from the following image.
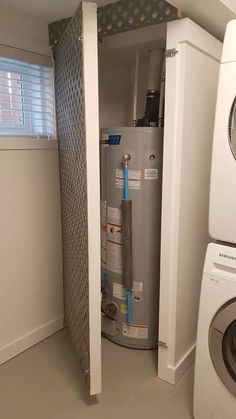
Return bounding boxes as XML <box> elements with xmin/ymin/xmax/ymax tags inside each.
<box><xmin>158</xmin><ymin>18</ymin><xmax>222</xmax><ymax>384</ymax></box>
<box><xmin>54</xmin><ymin>2</ymin><xmax>101</xmax><ymax>395</ymax></box>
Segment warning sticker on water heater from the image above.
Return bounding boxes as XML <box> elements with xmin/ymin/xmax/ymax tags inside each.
<box><xmin>101</xmin><ymin>247</ymin><xmax>107</xmax><ymax>267</ymax></box>
<box><xmin>120</xmin><ymin>303</ymin><xmax>128</xmax><ymax>314</ymax></box>
<box><xmin>113</xmin><ymin>282</ymin><xmax>143</xmax><ymax>300</ymax></box>
<box><xmin>101</xmin><ymin>226</ymin><xmax>107</xmax><ymax>250</ymax></box>
<box><xmin>107</xmin><ymin>206</ymin><xmax>122</xmax><ymax>226</ymax></box>
<box><xmin>107</xmin><ymin>224</ymin><xmax>122</xmax><ymax>244</ymax></box>
<box><xmin>107</xmin><ymin>241</ymin><xmax>122</xmax><ymax>274</ymax></box>
<box><xmin>122</xmin><ymin>324</ymin><xmax>148</xmax><ymax>339</ymax></box>
<box><xmin>100</xmin><ymin>134</ymin><xmax>109</xmax><ymax>147</ymax></box>
<box><xmin>115</xmin><ymin>169</ymin><xmax>141</xmax><ymax>190</ymax></box>
<box><xmin>107</xmin><ymin>206</ymin><xmax>122</xmax><ymax>245</ymax></box>
<box><xmin>113</xmin><ymin>282</ymin><xmax>126</xmax><ymax>300</ymax></box>
<box><xmin>144</xmin><ymin>168</ymin><xmax>158</xmax><ymax>180</ymax></box>
<box><xmin>101</xmin><ymin>200</ymin><xmax>107</xmax><ymax>225</ymax></box>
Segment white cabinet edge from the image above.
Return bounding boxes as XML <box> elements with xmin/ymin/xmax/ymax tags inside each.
<box><xmin>82</xmin><ymin>1</ymin><xmax>102</xmax><ymax>396</ymax></box>
<box><xmin>167</xmin><ymin>18</ymin><xmax>222</xmax><ymax>61</ymax></box>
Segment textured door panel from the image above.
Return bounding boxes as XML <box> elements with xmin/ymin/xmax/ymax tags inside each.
<box><xmin>54</xmin><ymin>2</ymin><xmax>101</xmax><ymax>395</ymax></box>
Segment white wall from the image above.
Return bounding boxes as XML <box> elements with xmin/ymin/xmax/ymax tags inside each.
<box><xmin>99</xmin><ymin>53</ymin><xmax>133</xmax><ymax>128</ymax></box>
<box><xmin>99</xmin><ymin>25</ymin><xmax>166</xmax><ymax>128</ymax></box>
<box><xmin>0</xmin><ymin>8</ymin><xmax>63</xmax><ymax>363</ymax></box>
<box><xmin>99</xmin><ymin>52</ymin><xmax>158</xmax><ymax>128</ymax></box>
<box><xmin>0</xmin><ymin>140</ymin><xmax>63</xmax><ymax>365</ymax></box>
<box><xmin>0</xmin><ymin>3</ymin><xmax>50</xmax><ymax>56</ymax></box>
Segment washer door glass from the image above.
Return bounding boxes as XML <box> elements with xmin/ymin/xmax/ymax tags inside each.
<box><xmin>223</xmin><ymin>320</ymin><xmax>236</xmax><ymax>382</ymax></box>
<box><xmin>229</xmin><ymin>97</ymin><xmax>236</xmax><ymax>159</ymax></box>
<box><xmin>209</xmin><ymin>299</ymin><xmax>236</xmax><ymax>397</ymax></box>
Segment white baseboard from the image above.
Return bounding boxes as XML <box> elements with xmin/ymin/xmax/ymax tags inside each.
<box><xmin>0</xmin><ymin>316</ymin><xmax>64</xmax><ymax>365</ymax></box>
<box><xmin>158</xmin><ymin>343</ymin><xmax>196</xmax><ymax>384</ymax></box>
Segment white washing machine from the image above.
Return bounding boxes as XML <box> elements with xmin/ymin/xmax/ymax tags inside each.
<box><xmin>194</xmin><ymin>242</ymin><xmax>236</xmax><ymax>419</ymax></box>
<box><xmin>209</xmin><ymin>20</ymin><xmax>236</xmax><ymax>244</ymax></box>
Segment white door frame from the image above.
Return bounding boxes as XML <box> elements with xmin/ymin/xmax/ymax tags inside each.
<box><xmin>158</xmin><ymin>18</ymin><xmax>222</xmax><ymax>384</ymax></box>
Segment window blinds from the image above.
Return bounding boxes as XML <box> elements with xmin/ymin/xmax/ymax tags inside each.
<box><xmin>0</xmin><ymin>56</ymin><xmax>55</xmax><ymax>138</ymax></box>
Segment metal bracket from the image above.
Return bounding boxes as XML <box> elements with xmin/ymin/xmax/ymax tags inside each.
<box><xmin>165</xmin><ymin>48</ymin><xmax>178</xmax><ymax>58</ymax></box>
<box><xmin>158</xmin><ymin>340</ymin><xmax>168</xmax><ymax>348</ymax></box>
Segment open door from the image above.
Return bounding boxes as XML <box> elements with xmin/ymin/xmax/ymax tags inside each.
<box><xmin>158</xmin><ymin>18</ymin><xmax>222</xmax><ymax>384</ymax></box>
<box><xmin>54</xmin><ymin>2</ymin><xmax>101</xmax><ymax>395</ymax></box>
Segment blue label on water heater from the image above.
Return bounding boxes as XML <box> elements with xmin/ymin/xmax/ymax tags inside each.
<box><xmin>108</xmin><ymin>135</ymin><xmax>121</xmax><ymax>145</ymax></box>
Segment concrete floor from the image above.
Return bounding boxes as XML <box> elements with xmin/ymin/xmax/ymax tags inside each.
<box><xmin>0</xmin><ymin>329</ymin><xmax>194</xmax><ymax>419</ymax></box>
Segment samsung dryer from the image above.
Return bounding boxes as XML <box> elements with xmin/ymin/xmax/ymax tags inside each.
<box><xmin>194</xmin><ymin>242</ymin><xmax>236</xmax><ymax>419</ymax></box>
<box><xmin>209</xmin><ymin>20</ymin><xmax>236</xmax><ymax>244</ymax></box>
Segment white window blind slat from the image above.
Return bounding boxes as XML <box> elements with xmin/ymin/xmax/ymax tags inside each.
<box><xmin>0</xmin><ymin>80</ymin><xmax>53</xmax><ymax>93</ymax></box>
<box><xmin>0</xmin><ymin>92</ymin><xmax>54</xmax><ymax>105</ymax></box>
<box><xmin>0</xmin><ymin>100</ymin><xmax>54</xmax><ymax>112</ymax></box>
<box><xmin>0</xmin><ymin>75</ymin><xmax>52</xmax><ymax>85</ymax></box>
<box><xmin>0</xmin><ymin>87</ymin><xmax>53</xmax><ymax>100</ymax></box>
<box><xmin>0</xmin><ymin>107</ymin><xmax>54</xmax><ymax>118</ymax></box>
<box><xmin>0</xmin><ymin>57</ymin><xmax>55</xmax><ymax>138</ymax></box>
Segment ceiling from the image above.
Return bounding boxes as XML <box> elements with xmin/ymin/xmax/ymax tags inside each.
<box><xmin>168</xmin><ymin>0</ymin><xmax>236</xmax><ymax>40</ymax></box>
<box><xmin>0</xmin><ymin>0</ymin><xmax>235</xmax><ymax>38</ymax></box>
<box><xmin>220</xmin><ymin>0</ymin><xmax>236</xmax><ymax>14</ymax></box>
<box><xmin>0</xmin><ymin>0</ymin><xmax>117</xmax><ymax>23</ymax></box>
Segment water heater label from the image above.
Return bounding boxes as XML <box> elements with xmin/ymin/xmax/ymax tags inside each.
<box><xmin>107</xmin><ymin>241</ymin><xmax>122</xmax><ymax>274</ymax></box>
<box><xmin>122</xmin><ymin>324</ymin><xmax>148</xmax><ymax>339</ymax></box>
<box><xmin>100</xmin><ymin>134</ymin><xmax>109</xmax><ymax>147</ymax></box>
<box><xmin>113</xmin><ymin>282</ymin><xmax>126</xmax><ymax>300</ymax></box>
<box><xmin>133</xmin><ymin>282</ymin><xmax>143</xmax><ymax>292</ymax></box>
<box><xmin>101</xmin><ymin>225</ymin><xmax>107</xmax><ymax>249</ymax></box>
<box><xmin>144</xmin><ymin>168</ymin><xmax>158</xmax><ymax>180</ymax></box>
<box><xmin>115</xmin><ymin>169</ymin><xmax>141</xmax><ymax>190</ymax></box>
<box><xmin>120</xmin><ymin>303</ymin><xmax>127</xmax><ymax>314</ymax></box>
<box><xmin>113</xmin><ymin>282</ymin><xmax>143</xmax><ymax>299</ymax></box>
<box><xmin>107</xmin><ymin>224</ymin><xmax>122</xmax><ymax>244</ymax></box>
<box><xmin>107</xmin><ymin>206</ymin><xmax>122</xmax><ymax>226</ymax></box>
<box><xmin>101</xmin><ymin>201</ymin><xmax>107</xmax><ymax>267</ymax></box>
<box><xmin>101</xmin><ymin>200</ymin><xmax>107</xmax><ymax>225</ymax></box>
<box><xmin>101</xmin><ymin>247</ymin><xmax>107</xmax><ymax>267</ymax></box>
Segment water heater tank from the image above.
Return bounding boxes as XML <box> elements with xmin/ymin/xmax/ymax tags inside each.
<box><xmin>101</xmin><ymin>127</ymin><xmax>163</xmax><ymax>349</ymax></box>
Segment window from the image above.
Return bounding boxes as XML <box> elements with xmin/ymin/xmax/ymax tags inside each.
<box><xmin>0</xmin><ymin>57</ymin><xmax>55</xmax><ymax>138</ymax></box>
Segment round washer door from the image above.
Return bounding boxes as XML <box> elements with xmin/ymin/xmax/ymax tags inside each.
<box><xmin>209</xmin><ymin>298</ymin><xmax>236</xmax><ymax>397</ymax></box>
<box><xmin>229</xmin><ymin>98</ymin><xmax>236</xmax><ymax>159</ymax></box>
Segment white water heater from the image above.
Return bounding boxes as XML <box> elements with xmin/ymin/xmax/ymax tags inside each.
<box><xmin>100</xmin><ymin>127</ymin><xmax>163</xmax><ymax>349</ymax></box>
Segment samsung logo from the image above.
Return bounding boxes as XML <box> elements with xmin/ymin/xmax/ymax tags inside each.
<box><xmin>219</xmin><ymin>253</ymin><xmax>236</xmax><ymax>261</ymax></box>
